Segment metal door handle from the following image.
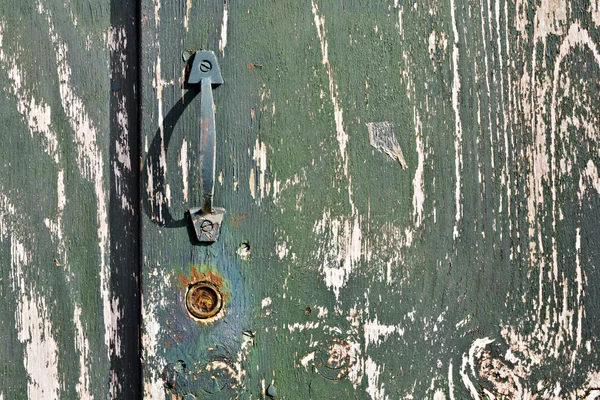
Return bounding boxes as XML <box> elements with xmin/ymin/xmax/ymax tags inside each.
<box><xmin>187</xmin><ymin>51</ymin><xmax>225</xmax><ymax>243</ymax></box>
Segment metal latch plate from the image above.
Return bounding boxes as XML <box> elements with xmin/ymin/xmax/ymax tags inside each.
<box><xmin>188</xmin><ymin>207</ymin><xmax>225</xmax><ymax>243</ymax></box>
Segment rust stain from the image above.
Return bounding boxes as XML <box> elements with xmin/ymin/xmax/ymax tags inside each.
<box><xmin>191</xmin><ymin>266</ymin><xmax>202</xmax><ymax>282</ymax></box>
<box><xmin>229</xmin><ymin>213</ymin><xmax>249</xmax><ymax>228</ymax></box>
<box><xmin>247</xmin><ymin>62</ymin><xmax>263</xmax><ymax>71</ymax></box>
<box><xmin>178</xmin><ymin>273</ymin><xmax>189</xmax><ymax>289</ymax></box>
<box><xmin>188</xmin><ymin>266</ymin><xmax>227</xmax><ymax>298</ymax></box>
<box><xmin>181</xmin><ymin>266</ymin><xmax>231</xmax><ymax>326</ymax></box>
<box><xmin>205</xmin><ymin>271</ymin><xmax>225</xmax><ymax>297</ymax></box>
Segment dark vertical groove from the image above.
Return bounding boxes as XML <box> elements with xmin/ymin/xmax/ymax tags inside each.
<box><xmin>109</xmin><ymin>0</ymin><xmax>141</xmax><ymax>397</ymax></box>
<box><xmin>136</xmin><ymin>0</ymin><xmax>144</xmax><ymax>396</ymax></box>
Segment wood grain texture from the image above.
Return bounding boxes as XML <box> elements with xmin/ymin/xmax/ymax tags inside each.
<box><xmin>0</xmin><ymin>0</ymin><xmax>140</xmax><ymax>398</ymax></box>
<box><xmin>140</xmin><ymin>0</ymin><xmax>600</xmax><ymax>399</ymax></box>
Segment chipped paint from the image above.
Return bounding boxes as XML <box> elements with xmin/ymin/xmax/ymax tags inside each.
<box><xmin>300</xmin><ymin>351</ymin><xmax>315</xmax><ymax>368</ymax></box>
<box><xmin>110</xmin><ymin>26</ymin><xmax>134</xmax><ymax>215</ymax></box>
<box><xmin>219</xmin><ymin>1</ymin><xmax>228</xmax><ymax>56</ymax></box>
<box><xmin>448</xmin><ymin>360</ymin><xmax>455</xmax><ymax>400</ymax></box>
<box><xmin>287</xmin><ymin>321</ymin><xmax>320</xmax><ymax>333</ymax></box>
<box><xmin>312</xmin><ymin>1</ymin><xmax>349</xmax><ymax>175</ymax></box>
<box><xmin>366</xmin><ymin>121</ymin><xmax>406</xmax><ymax>168</ymax></box>
<box><xmin>73</xmin><ymin>305</ymin><xmax>93</xmax><ymax>400</ymax></box>
<box><xmin>184</xmin><ymin>0</ymin><xmax>192</xmax><ymax>31</ymax></box>
<box><xmin>449</xmin><ymin>0</ymin><xmax>463</xmax><ymax>239</ymax></box>
<box><xmin>37</xmin><ymin>8</ymin><xmax>119</xmax><ymax>389</ymax></box>
<box><xmin>137</xmin><ymin>0</ymin><xmax>600</xmax><ymax>397</ymax></box>
<box><xmin>178</xmin><ymin>139</ymin><xmax>189</xmax><ymax>202</ymax></box>
<box><xmin>412</xmin><ymin>111</ymin><xmax>425</xmax><ymax>226</ymax></box>
<box><xmin>313</xmin><ymin>209</ymin><xmax>362</xmax><ymax>300</ymax></box>
<box><xmin>0</xmin><ymin>20</ymin><xmax>59</xmax><ymax>163</ymax></box>
<box><xmin>363</xmin><ymin>317</ymin><xmax>404</xmax><ymax>352</ymax></box>
<box><xmin>249</xmin><ymin>168</ymin><xmax>256</xmax><ymax>199</ymax></box>
<box><xmin>460</xmin><ymin>338</ymin><xmax>495</xmax><ymax>399</ymax></box>
<box><xmin>251</xmin><ymin>137</ymin><xmax>268</xmax><ymax>200</ymax></box>
<box><xmin>261</xmin><ymin>297</ymin><xmax>272</xmax><ymax>308</ymax></box>
<box><xmin>142</xmin><ymin>268</ymin><xmax>167</xmax><ymax>399</ymax></box>
<box><xmin>11</xmin><ymin>236</ymin><xmax>60</xmax><ymax>399</ymax></box>
<box><xmin>365</xmin><ymin>357</ymin><xmax>386</xmax><ymax>400</ymax></box>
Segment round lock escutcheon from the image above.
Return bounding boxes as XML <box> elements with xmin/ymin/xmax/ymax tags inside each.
<box><xmin>186</xmin><ymin>281</ymin><xmax>223</xmax><ymax>319</ymax></box>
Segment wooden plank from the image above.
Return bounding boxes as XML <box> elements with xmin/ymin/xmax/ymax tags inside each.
<box><xmin>0</xmin><ymin>0</ymin><xmax>140</xmax><ymax>398</ymax></box>
<box><xmin>141</xmin><ymin>0</ymin><xmax>600</xmax><ymax>399</ymax></box>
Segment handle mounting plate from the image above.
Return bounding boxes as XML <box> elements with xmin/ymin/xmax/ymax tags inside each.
<box><xmin>189</xmin><ymin>207</ymin><xmax>225</xmax><ymax>243</ymax></box>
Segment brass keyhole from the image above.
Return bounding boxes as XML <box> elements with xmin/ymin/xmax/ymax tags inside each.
<box><xmin>186</xmin><ymin>282</ymin><xmax>223</xmax><ymax>319</ymax></box>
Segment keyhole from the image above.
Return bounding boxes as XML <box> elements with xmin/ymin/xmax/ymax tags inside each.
<box><xmin>186</xmin><ymin>281</ymin><xmax>222</xmax><ymax>319</ymax></box>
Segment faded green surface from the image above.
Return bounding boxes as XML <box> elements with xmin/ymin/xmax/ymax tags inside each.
<box><xmin>1</xmin><ymin>0</ymin><xmax>598</xmax><ymax>399</ymax></box>
<box><xmin>141</xmin><ymin>1</ymin><xmax>600</xmax><ymax>399</ymax></box>
<box><xmin>140</xmin><ymin>0</ymin><xmax>600</xmax><ymax>399</ymax></box>
<box><xmin>0</xmin><ymin>0</ymin><xmax>140</xmax><ymax>398</ymax></box>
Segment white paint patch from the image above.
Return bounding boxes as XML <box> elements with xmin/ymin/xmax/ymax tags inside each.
<box><xmin>287</xmin><ymin>321</ymin><xmax>320</xmax><ymax>332</ymax></box>
<box><xmin>0</xmin><ymin>22</ymin><xmax>59</xmax><ymax>163</ymax></box>
<box><xmin>74</xmin><ymin>306</ymin><xmax>93</xmax><ymax>400</ymax></box>
<box><xmin>533</xmin><ymin>0</ymin><xmax>567</xmax><ymax>42</ymax></box>
<box><xmin>575</xmin><ymin>224</ymin><xmax>583</xmax><ymax>351</ymax></box>
<box><xmin>179</xmin><ymin>139</ymin><xmax>189</xmax><ymax>202</ymax></box>
<box><xmin>142</xmin><ymin>267</ymin><xmax>167</xmax><ymax>399</ymax></box>
<box><xmin>275</xmin><ymin>241</ymin><xmax>289</xmax><ymax>260</ymax></box>
<box><xmin>412</xmin><ymin>111</ymin><xmax>425</xmax><ymax>226</ymax></box>
<box><xmin>37</xmin><ymin>3</ymin><xmax>120</xmax><ymax>393</ymax></box>
<box><xmin>363</xmin><ymin>317</ymin><xmax>404</xmax><ymax>352</ymax></box>
<box><xmin>219</xmin><ymin>2</ymin><xmax>228</xmax><ymax>56</ymax></box>
<box><xmin>184</xmin><ymin>0</ymin><xmax>192</xmax><ymax>31</ymax></box>
<box><xmin>44</xmin><ymin>170</ymin><xmax>66</xmax><ymax>262</ymax></box>
<box><xmin>317</xmin><ymin>306</ymin><xmax>328</xmax><ymax>318</ymax></box>
<box><xmin>365</xmin><ymin>357</ymin><xmax>386</xmax><ymax>400</ymax></box>
<box><xmin>591</xmin><ymin>0</ymin><xmax>600</xmax><ymax>26</ymax></box>
<box><xmin>312</xmin><ymin>1</ymin><xmax>349</xmax><ymax>175</ymax></box>
<box><xmin>249</xmin><ymin>168</ymin><xmax>256</xmax><ymax>199</ymax></box>
<box><xmin>300</xmin><ymin>351</ymin><xmax>315</xmax><ymax>369</ymax></box>
<box><xmin>11</xmin><ymin>237</ymin><xmax>60</xmax><ymax>399</ymax></box>
<box><xmin>585</xmin><ymin>159</ymin><xmax>600</xmax><ymax>194</ymax></box>
<box><xmin>448</xmin><ymin>359</ymin><xmax>456</xmax><ymax>400</ymax></box>
<box><xmin>366</xmin><ymin>122</ymin><xmax>407</xmax><ymax>168</ymax></box>
<box><xmin>433</xmin><ymin>389</ymin><xmax>446</xmax><ymax>400</ymax></box>
<box><xmin>449</xmin><ymin>0</ymin><xmax>463</xmax><ymax>239</ymax></box>
<box><xmin>313</xmin><ymin>209</ymin><xmax>362</xmax><ymax>300</ymax></box>
<box><xmin>428</xmin><ymin>30</ymin><xmax>437</xmax><ymax>60</ymax></box>
<box><xmin>252</xmin><ymin>138</ymin><xmax>268</xmax><ymax>200</ymax></box>
<box><xmin>261</xmin><ymin>297</ymin><xmax>272</xmax><ymax>308</ymax></box>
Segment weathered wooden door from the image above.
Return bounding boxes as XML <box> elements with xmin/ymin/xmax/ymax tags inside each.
<box><xmin>0</xmin><ymin>0</ymin><xmax>141</xmax><ymax>397</ymax></box>
<box><xmin>2</xmin><ymin>0</ymin><xmax>600</xmax><ymax>399</ymax></box>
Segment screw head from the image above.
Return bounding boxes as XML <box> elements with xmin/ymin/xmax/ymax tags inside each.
<box><xmin>186</xmin><ymin>282</ymin><xmax>223</xmax><ymax>319</ymax></box>
<box><xmin>199</xmin><ymin>219</ymin><xmax>214</xmax><ymax>233</ymax></box>
<box><xmin>199</xmin><ymin>60</ymin><xmax>212</xmax><ymax>72</ymax></box>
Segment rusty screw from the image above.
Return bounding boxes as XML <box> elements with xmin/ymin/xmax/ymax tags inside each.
<box><xmin>186</xmin><ymin>282</ymin><xmax>223</xmax><ymax>319</ymax></box>
<box><xmin>199</xmin><ymin>60</ymin><xmax>212</xmax><ymax>72</ymax></box>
